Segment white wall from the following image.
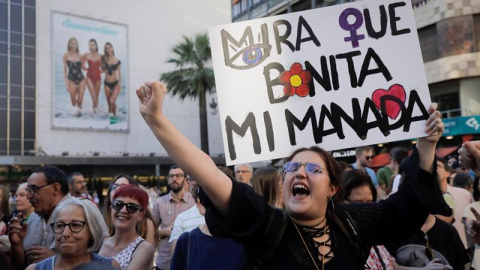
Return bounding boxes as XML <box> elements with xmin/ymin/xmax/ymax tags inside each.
<box><xmin>36</xmin><ymin>0</ymin><xmax>230</xmax><ymax>157</ymax></box>
<box><xmin>460</xmin><ymin>77</ymin><xmax>480</xmax><ymax>116</ymax></box>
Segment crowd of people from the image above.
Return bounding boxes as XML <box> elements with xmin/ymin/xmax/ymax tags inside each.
<box><xmin>0</xmin><ymin>80</ymin><xmax>480</xmax><ymax>269</ymax></box>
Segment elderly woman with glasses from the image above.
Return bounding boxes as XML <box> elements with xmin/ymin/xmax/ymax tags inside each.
<box><xmin>25</xmin><ymin>197</ymin><xmax>120</xmax><ymax>270</ymax></box>
<box><xmin>136</xmin><ymin>81</ymin><xmax>454</xmax><ymax>269</ymax></box>
<box><xmin>98</xmin><ymin>185</ymin><xmax>154</xmax><ymax>270</ymax></box>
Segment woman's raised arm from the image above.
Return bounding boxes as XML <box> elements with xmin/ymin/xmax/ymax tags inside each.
<box><xmin>137</xmin><ymin>81</ymin><xmax>232</xmax><ymax>216</ymax></box>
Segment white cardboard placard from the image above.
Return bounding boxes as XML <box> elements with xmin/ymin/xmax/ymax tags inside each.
<box><xmin>209</xmin><ymin>0</ymin><xmax>430</xmax><ymax>165</ymax></box>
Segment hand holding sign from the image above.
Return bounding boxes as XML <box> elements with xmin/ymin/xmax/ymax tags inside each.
<box><xmin>416</xmin><ymin>103</ymin><xmax>443</xmax><ymax>173</ymax></box>
<box><xmin>422</xmin><ymin>103</ymin><xmax>443</xmax><ymax>140</ymax></box>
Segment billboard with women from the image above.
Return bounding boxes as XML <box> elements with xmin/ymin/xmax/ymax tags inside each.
<box><xmin>51</xmin><ymin>12</ymin><xmax>128</xmax><ymax>131</ymax></box>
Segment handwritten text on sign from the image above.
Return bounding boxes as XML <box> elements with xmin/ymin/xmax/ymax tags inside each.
<box><xmin>209</xmin><ymin>0</ymin><xmax>430</xmax><ymax>165</ymax></box>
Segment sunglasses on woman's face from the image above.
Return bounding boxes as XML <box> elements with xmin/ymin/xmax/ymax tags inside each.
<box><xmin>112</xmin><ymin>200</ymin><xmax>142</xmax><ymax>213</ymax></box>
<box><xmin>282</xmin><ymin>161</ymin><xmax>329</xmax><ymax>175</ymax></box>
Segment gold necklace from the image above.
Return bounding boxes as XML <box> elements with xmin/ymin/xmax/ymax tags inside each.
<box><xmin>292</xmin><ymin>221</ymin><xmax>323</xmax><ymax>270</ymax></box>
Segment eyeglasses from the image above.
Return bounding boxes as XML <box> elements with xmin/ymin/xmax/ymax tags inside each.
<box><xmin>168</xmin><ymin>173</ymin><xmax>184</xmax><ymax>179</ymax></box>
<box><xmin>283</xmin><ymin>161</ymin><xmax>329</xmax><ymax>175</ymax></box>
<box><xmin>112</xmin><ymin>200</ymin><xmax>143</xmax><ymax>213</ymax></box>
<box><xmin>111</xmin><ymin>183</ymin><xmax>127</xmax><ymax>191</ymax></box>
<box><xmin>235</xmin><ymin>170</ymin><xmax>251</xmax><ymax>174</ymax></box>
<box><xmin>50</xmin><ymin>221</ymin><xmax>88</xmax><ymax>234</ymax></box>
<box><xmin>26</xmin><ymin>183</ymin><xmax>54</xmax><ymax>194</ymax></box>
<box><xmin>365</xmin><ymin>155</ymin><xmax>374</xmax><ymax>160</ymax></box>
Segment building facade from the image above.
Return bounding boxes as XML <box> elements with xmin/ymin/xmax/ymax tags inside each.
<box><xmin>0</xmin><ymin>0</ymin><xmax>230</xmax><ymax>191</ymax></box>
<box><xmin>231</xmin><ymin>0</ymin><xmax>480</xmax><ymax>160</ymax></box>
<box><xmin>0</xmin><ymin>0</ymin><xmax>36</xmax><ymax>157</ymax></box>
<box><xmin>415</xmin><ymin>0</ymin><xmax>480</xmax><ymax>147</ymax></box>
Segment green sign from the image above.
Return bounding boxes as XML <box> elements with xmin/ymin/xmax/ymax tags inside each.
<box><xmin>443</xmin><ymin>115</ymin><xmax>480</xmax><ymax>136</ymax></box>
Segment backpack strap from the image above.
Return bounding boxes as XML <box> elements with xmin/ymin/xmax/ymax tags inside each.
<box><xmin>332</xmin><ymin>208</ymin><xmax>365</xmax><ymax>268</ymax></box>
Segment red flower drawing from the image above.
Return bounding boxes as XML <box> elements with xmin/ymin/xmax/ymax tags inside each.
<box><xmin>279</xmin><ymin>63</ymin><xmax>312</xmax><ymax>97</ymax></box>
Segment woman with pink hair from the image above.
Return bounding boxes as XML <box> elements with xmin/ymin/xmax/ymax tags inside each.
<box><xmin>98</xmin><ymin>185</ymin><xmax>154</xmax><ymax>270</ymax></box>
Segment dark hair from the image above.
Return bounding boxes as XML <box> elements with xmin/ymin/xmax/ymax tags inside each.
<box><xmin>190</xmin><ymin>182</ymin><xmax>200</xmax><ymax>202</ymax></box>
<box><xmin>337</xmin><ymin>161</ymin><xmax>353</xmax><ymax>174</ymax></box>
<box><xmin>342</xmin><ymin>170</ymin><xmax>377</xmax><ymax>202</ymax></box>
<box><xmin>218</xmin><ymin>166</ymin><xmax>234</xmax><ymax>178</ymax></box>
<box><xmin>474</xmin><ymin>177</ymin><xmax>480</xmax><ymax>201</ymax></box>
<box><xmin>33</xmin><ymin>166</ymin><xmax>69</xmax><ymax>195</ymax></box>
<box><xmin>169</xmin><ymin>165</ymin><xmax>187</xmax><ymax>180</ymax></box>
<box><xmin>197</xmin><ymin>186</ymin><xmax>209</xmax><ymax>207</ymax></box>
<box><xmin>113</xmin><ymin>174</ymin><xmax>137</xmax><ymax>185</ymax></box>
<box><xmin>67</xmin><ymin>172</ymin><xmax>83</xmax><ymax>185</ymax></box>
<box><xmin>390</xmin><ymin>147</ymin><xmax>408</xmax><ymax>164</ymax></box>
<box><xmin>398</xmin><ymin>158</ymin><xmax>409</xmax><ymax>175</ymax></box>
<box><xmin>88</xmin><ymin>39</ymin><xmax>98</xmax><ymax>52</ymax></box>
<box><xmin>104</xmin><ymin>174</ymin><xmax>139</xmax><ymax>215</ymax></box>
<box><xmin>101</xmin><ymin>42</ymin><xmax>115</xmax><ymax>71</ymax></box>
<box><xmin>104</xmin><ymin>42</ymin><xmax>114</xmax><ymax>56</ymax></box>
<box><xmin>453</xmin><ymin>172</ymin><xmax>473</xmax><ymax>189</ymax></box>
<box><xmin>0</xmin><ymin>186</ymin><xmax>10</xmax><ymax>216</ymax></box>
<box><xmin>448</xmin><ymin>155</ymin><xmax>458</xmax><ymax>162</ymax></box>
<box><xmin>282</xmin><ymin>146</ymin><xmax>344</xmax><ymax>205</ymax></box>
<box><xmin>451</xmin><ymin>161</ymin><xmax>461</xmax><ymax>170</ymax></box>
<box><xmin>169</xmin><ymin>164</ymin><xmax>186</xmax><ymax>174</ymax></box>
<box><xmin>437</xmin><ymin>158</ymin><xmax>451</xmax><ymax>172</ymax></box>
<box><xmin>251</xmin><ymin>167</ymin><xmax>280</xmax><ymax>207</ymax></box>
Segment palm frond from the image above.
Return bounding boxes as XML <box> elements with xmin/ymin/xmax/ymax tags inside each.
<box><xmin>159</xmin><ymin>33</ymin><xmax>214</xmax><ymax>154</ymax></box>
<box><xmin>160</xmin><ymin>33</ymin><xmax>215</xmax><ymax>100</ymax></box>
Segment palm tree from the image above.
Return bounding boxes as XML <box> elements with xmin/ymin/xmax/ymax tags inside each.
<box><xmin>160</xmin><ymin>34</ymin><xmax>215</xmax><ymax>155</ymax></box>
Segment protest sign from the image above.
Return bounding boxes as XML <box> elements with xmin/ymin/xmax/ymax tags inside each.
<box><xmin>209</xmin><ymin>0</ymin><xmax>430</xmax><ymax>165</ymax></box>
